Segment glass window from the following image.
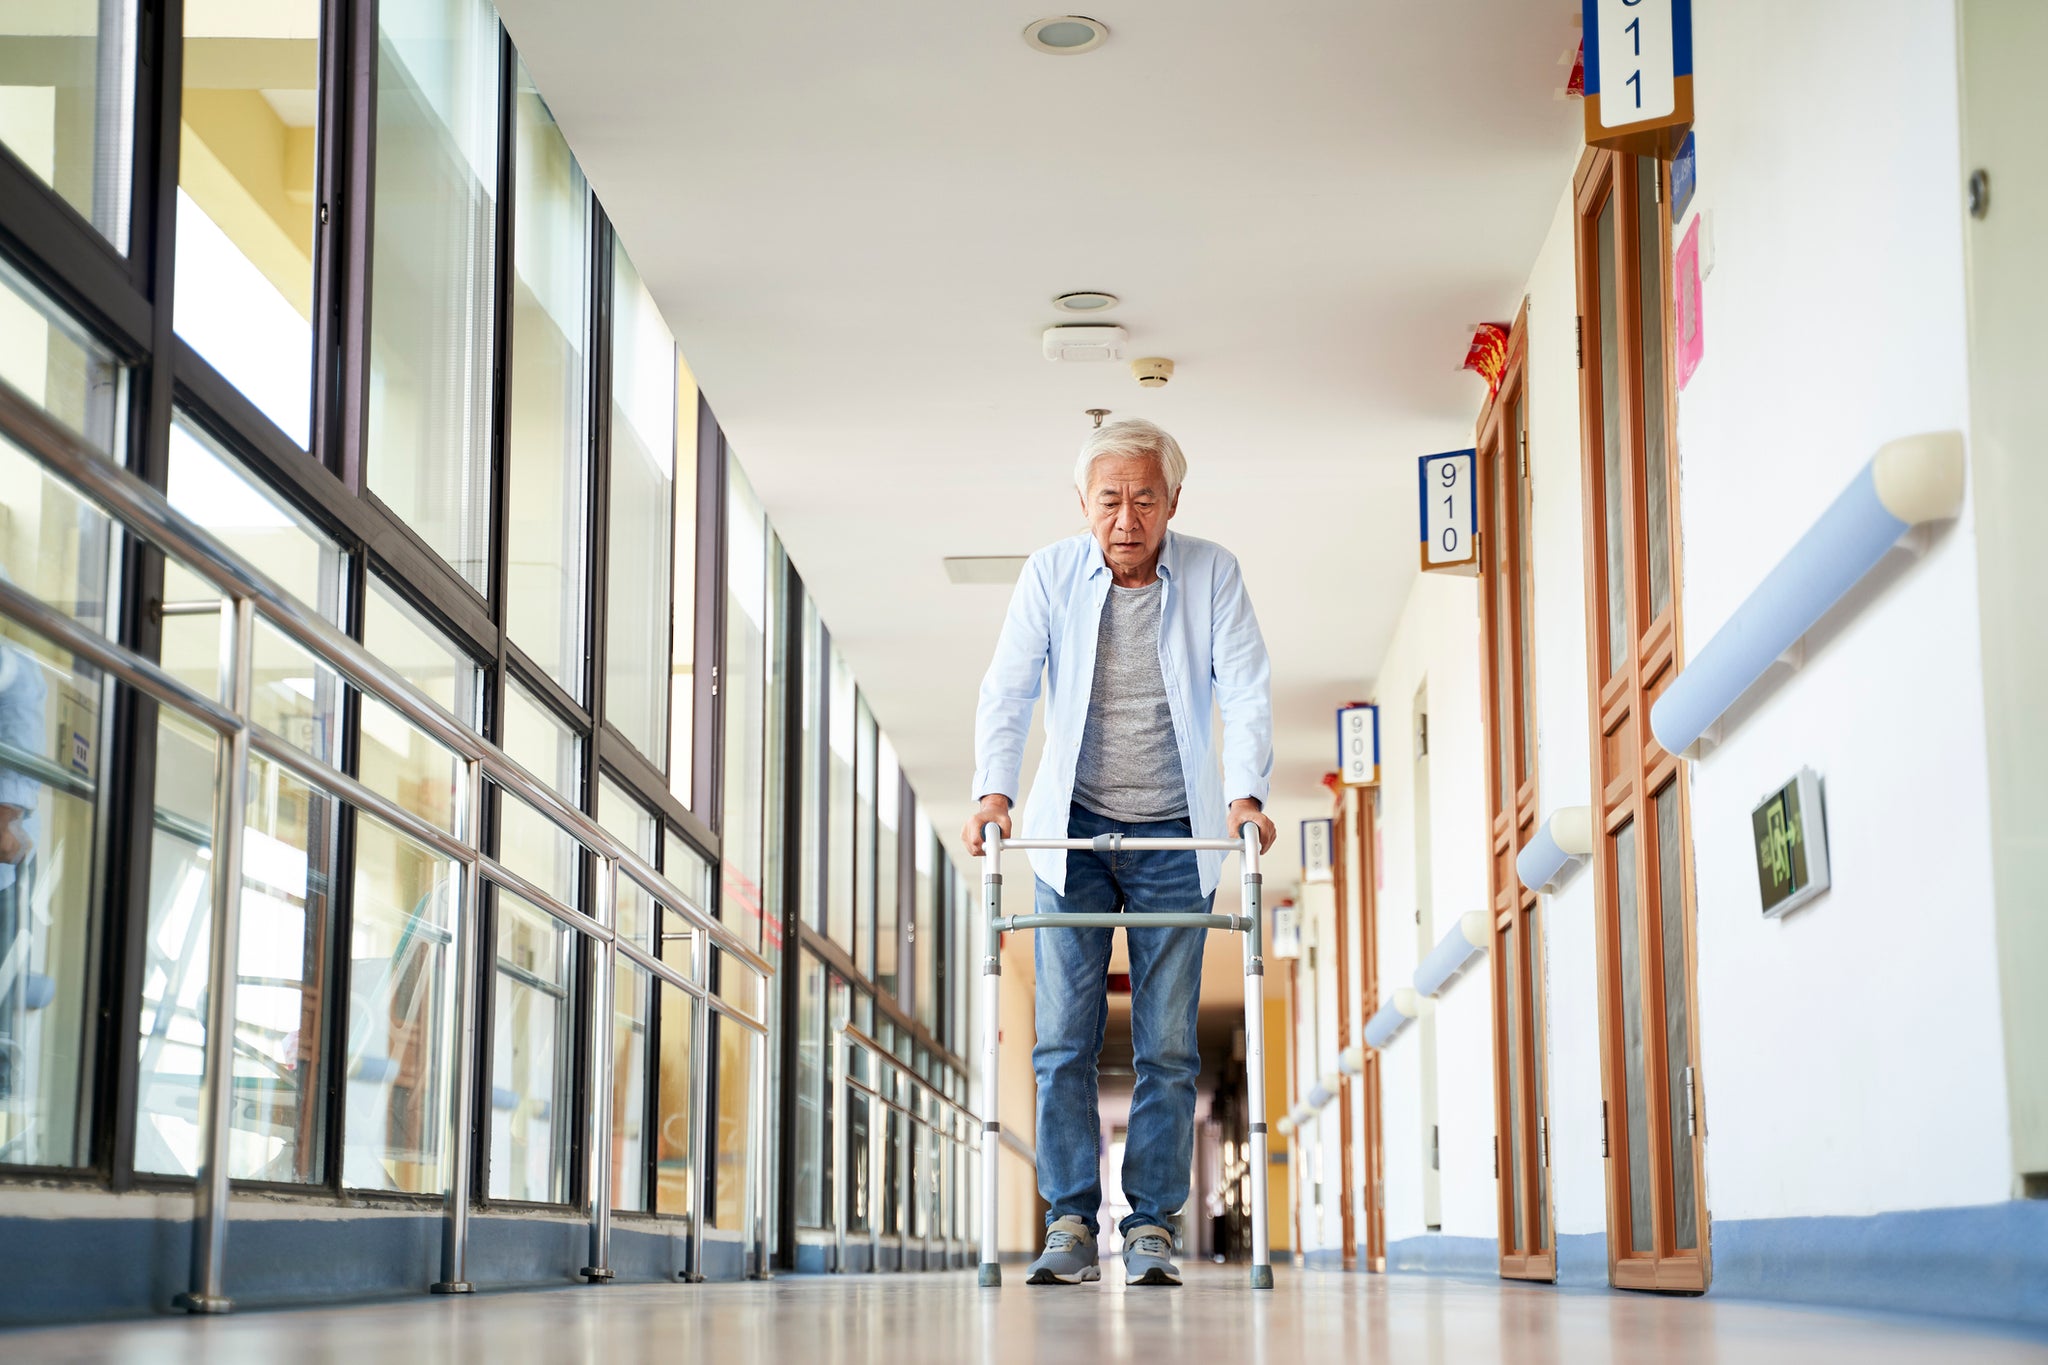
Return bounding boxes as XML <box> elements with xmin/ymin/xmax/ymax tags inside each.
<box><xmin>0</xmin><ymin>255</ymin><xmax>128</xmax><ymax>462</ymax></box>
<box><xmin>504</xmin><ymin>59</ymin><xmax>590</xmax><ymax>700</ymax></box>
<box><xmin>824</xmin><ymin>638</ymin><xmax>854</xmax><ymax>955</ymax></box>
<box><xmin>668</xmin><ymin>357</ymin><xmax>698</xmax><ymax>807</ymax></box>
<box><xmin>719</xmin><ymin>460</ymin><xmax>768</xmax><ymax>951</ymax></box>
<box><xmin>0</xmin><ymin>620</ymin><xmax>107</xmax><ymax>1169</ymax></box>
<box><xmin>602</xmin><ymin>242</ymin><xmax>675</xmax><ymax>762</ymax></box>
<box><xmin>344</xmin><ymin>813</ymin><xmax>458</xmax><ymax>1193</ymax></box>
<box><xmin>655</xmin><ymin>976</ymin><xmax>696</xmax><ymax>1216</ymax></box>
<box><xmin>797</xmin><ymin>596</ymin><xmax>823</xmax><ymax>934</ymax></box>
<box><xmin>497</xmin><ymin>680</ymin><xmax>581</xmax><ymax>909</ymax></box>
<box><xmin>1637</xmin><ymin>158</ymin><xmax>1674</xmax><ymax>623</ymax></box>
<box><xmin>846</xmin><ymin>988</ymin><xmax>872</xmax><ymax>1232</ymax></box>
<box><xmin>711</xmin><ymin>1013</ymin><xmax>753</xmax><ymax>1228</ymax></box>
<box><xmin>488</xmin><ymin>891</ymin><xmax>572</xmax><ymax>1203</ymax></box>
<box><xmin>0</xmin><ymin>0</ymin><xmax>135</xmax><ymax>248</ymax></box>
<box><xmin>359</xmin><ymin>578</ymin><xmax>479</xmax><ymax>838</ymax></box>
<box><xmin>875</xmin><ymin>734</ymin><xmax>899</xmax><ymax>998</ymax></box>
<box><xmin>174</xmin><ymin>1</ymin><xmax>321</xmax><ymax>446</ymax></box>
<box><xmin>597</xmin><ymin>775</ymin><xmax>656</xmax><ymax>950</ymax></box>
<box><xmin>135</xmin><ymin>419</ymin><xmax>347</xmax><ymax>1180</ymax></box>
<box><xmin>854</xmin><ymin>696</ymin><xmax>875</xmax><ymax>979</ymax></box>
<box><xmin>366</xmin><ymin>0</ymin><xmax>499</xmax><ymax>590</ymax></box>
<box><xmin>1595</xmin><ymin>192</ymin><xmax>1628</xmax><ymax>677</ymax></box>
<box><xmin>663</xmin><ymin>828</ymin><xmax>713</xmax><ymax>924</ymax></box>
<box><xmin>611</xmin><ymin>959</ymin><xmax>649</xmax><ymax>1212</ymax></box>
<box><xmin>914</xmin><ymin>812</ymin><xmax>936</xmax><ymax>1031</ymax></box>
<box><xmin>794</xmin><ymin>952</ymin><xmax>825</xmax><ymax>1227</ymax></box>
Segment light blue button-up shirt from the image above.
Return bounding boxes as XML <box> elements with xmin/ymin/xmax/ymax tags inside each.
<box><xmin>973</xmin><ymin>529</ymin><xmax>1273</xmax><ymax>897</ymax></box>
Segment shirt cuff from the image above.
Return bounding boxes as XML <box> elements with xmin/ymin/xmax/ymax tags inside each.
<box><xmin>971</xmin><ymin>769</ymin><xmax>1018</xmax><ymax>805</ymax></box>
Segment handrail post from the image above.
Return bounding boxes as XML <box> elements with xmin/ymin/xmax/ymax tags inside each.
<box><xmin>176</xmin><ymin>595</ymin><xmax>256</xmax><ymax>1315</ymax></box>
<box><xmin>977</xmin><ymin>824</ymin><xmax>1003</xmax><ymax>1287</ymax></box>
<box><xmin>582</xmin><ymin>857</ymin><xmax>618</xmax><ymax>1282</ymax></box>
<box><xmin>1241</xmin><ymin>822</ymin><xmax>1275</xmax><ymax>1289</ymax></box>
<box><xmin>685</xmin><ymin>971</ymin><xmax>711</xmax><ymax>1281</ymax></box>
<box><xmin>433</xmin><ymin>757</ymin><xmax>487</xmax><ymax>1294</ymax></box>
<box><xmin>748</xmin><ymin>1016</ymin><xmax>770</xmax><ymax>1278</ymax></box>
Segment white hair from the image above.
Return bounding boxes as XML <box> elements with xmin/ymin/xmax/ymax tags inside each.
<box><xmin>1073</xmin><ymin>418</ymin><xmax>1186</xmax><ymax>498</ymax></box>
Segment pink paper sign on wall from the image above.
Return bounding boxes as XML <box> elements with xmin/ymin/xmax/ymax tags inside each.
<box><xmin>1675</xmin><ymin>215</ymin><xmax>1704</xmax><ymax>389</ymax></box>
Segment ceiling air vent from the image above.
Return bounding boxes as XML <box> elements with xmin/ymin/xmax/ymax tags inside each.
<box><xmin>944</xmin><ymin>557</ymin><xmax>1028</xmax><ymax>585</ymax></box>
<box><xmin>1042</xmin><ymin>324</ymin><xmax>1127</xmax><ymax>362</ymax></box>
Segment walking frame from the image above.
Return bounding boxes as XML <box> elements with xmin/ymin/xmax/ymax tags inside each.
<box><xmin>975</xmin><ymin>822</ymin><xmax>1275</xmax><ymax>1290</ymax></box>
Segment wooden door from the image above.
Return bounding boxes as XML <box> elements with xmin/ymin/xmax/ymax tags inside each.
<box><xmin>1334</xmin><ymin>783</ymin><xmax>1386</xmax><ymax>1269</ymax></box>
<box><xmin>1477</xmin><ymin>310</ymin><xmax>1555</xmax><ymax>1280</ymax></box>
<box><xmin>1573</xmin><ymin>148</ymin><xmax>1710</xmax><ymax>1293</ymax></box>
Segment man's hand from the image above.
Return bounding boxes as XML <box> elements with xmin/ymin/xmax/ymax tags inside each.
<box><xmin>0</xmin><ymin>804</ymin><xmax>30</xmax><ymax>865</ymax></box>
<box><xmin>1229</xmin><ymin>798</ymin><xmax>1277</xmax><ymax>855</ymax></box>
<box><xmin>962</xmin><ymin>794</ymin><xmax>1012</xmax><ymax>857</ymax></box>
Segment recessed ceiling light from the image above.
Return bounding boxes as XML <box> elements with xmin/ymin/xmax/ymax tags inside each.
<box><xmin>1024</xmin><ymin>16</ymin><xmax>1109</xmax><ymax>55</ymax></box>
<box><xmin>1053</xmin><ymin>290</ymin><xmax>1119</xmax><ymax>313</ymax></box>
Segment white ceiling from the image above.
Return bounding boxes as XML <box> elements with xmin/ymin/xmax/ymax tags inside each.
<box><xmin>498</xmin><ymin>0</ymin><xmax>1582</xmax><ymax>889</ymax></box>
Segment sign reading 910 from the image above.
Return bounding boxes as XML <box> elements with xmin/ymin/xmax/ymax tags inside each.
<box><xmin>1418</xmin><ymin>448</ymin><xmax>1478</xmax><ymax>571</ymax></box>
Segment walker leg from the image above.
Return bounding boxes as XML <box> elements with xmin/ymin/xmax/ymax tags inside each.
<box><xmin>1242</xmin><ymin>832</ymin><xmax>1275</xmax><ymax>1289</ymax></box>
<box><xmin>978</xmin><ymin>826</ymin><xmax>1004</xmax><ymax>1288</ymax></box>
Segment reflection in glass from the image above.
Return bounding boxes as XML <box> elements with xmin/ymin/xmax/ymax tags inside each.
<box><xmin>1656</xmin><ymin>782</ymin><xmax>1697</xmax><ymax>1250</ymax></box>
<box><xmin>603</xmin><ymin>244</ymin><xmax>675</xmax><ymax>762</ymax></box>
<box><xmin>174</xmin><ymin>1</ymin><xmax>320</xmax><ymax>445</ymax></box>
<box><xmin>366</xmin><ymin>0</ymin><xmax>499</xmax><ymax>589</ymax></box>
<box><xmin>876</xmin><ymin>734</ymin><xmax>900</xmax><ymax>997</ymax></box>
<box><xmin>345</xmin><ymin>813</ymin><xmax>458</xmax><ymax>1193</ymax></box>
<box><xmin>1613</xmin><ymin>819</ymin><xmax>1653</xmax><ymax>1254</ymax></box>
<box><xmin>363</xmin><ymin>576</ymin><xmax>482</xmax><ymax>731</ymax></box>
<box><xmin>1502</xmin><ymin>919</ymin><xmax>1523</xmax><ymax>1249</ymax></box>
<box><xmin>597</xmin><ymin>776</ymin><xmax>656</xmax><ymax>950</ymax></box>
<box><xmin>612</xmin><ymin>958</ymin><xmax>649</xmax><ymax>1212</ymax></box>
<box><xmin>712</xmin><ymin>1013</ymin><xmax>753</xmax><ymax>1228</ymax></box>
<box><xmin>845</xmin><ymin>990</ymin><xmax>872</xmax><ymax>1232</ymax></box>
<box><xmin>854</xmin><ymin>698</ymin><xmax>876</xmax><ymax>979</ymax></box>
<box><xmin>0</xmin><ymin>0</ymin><xmax>135</xmax><ymax>248</ymax></box>
<box><xmin>0</xmin><ymin>621</ymin><xmax>103</xmax><ymax>1169</ymax></box>
<box><xmin>1596</xmin><ymin>195</ymin><xmax>1629</xmax><ymax>676</ymax></box>
<box><xmin>797</xmin><ymin>597</ymin><xmax>823</xmax><ymax>934</ymax></box>
<box><xmin>489</xmin><ymin>891</ymin><xmax>572</xmax><ymax>1203</ymax></box>
<box><xmin>1514</xmin><ymin>394</ymin><xmax>1535</xmax><ymax>781</ymax></box>
<box><xmin>504</xmin><ymin>60</ymin><xmax>591</xmax><ymax>699</ymax></box>
<box><xmin>360</xmin><ymin>578</ymin><xmax>479</xmax><ymax>838</ymax></box>
<box><xmin>720</xmin><ymin>463</ymin><xmax>768</xmax><ymax>954</ymax></box>
<box><xmin>497</xmin><ymin>680</ymin><xmax>581</xmax><ymax>909</ymax></box>
<box><xmin>655</xmin><ymin>976</ymin><xmax>696</xmax><ymax>1216</ymax></box>
<box><xmin>669</xmin><ymin>357</ymin><xmax>699</xmax><ymax>806</ymax></box>
<box><xmin>0</xmin><ymin>255</ymin><xmax>127</xmax><ymax>462</ymax></box>
<box><xmin>1638</xmin><ymin>159</ymin><xmax>1673</xmax><ymax>623</ymax></box>
<box><xmin>825</xmin><ymin>640</ymin><xmax>855</xmax><ymax>955</ymax></box>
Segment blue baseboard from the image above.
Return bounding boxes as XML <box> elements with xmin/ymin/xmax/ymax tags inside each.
<box><xmin>1712</xmin><ymin>1201</ymin><xmax>2048</xmax><ymax>1328</ymax></box>
<box><xmin>1386</xmin><ymin>1232</ymin><xmax>1497</xmax><ymax>1278</ymax></box>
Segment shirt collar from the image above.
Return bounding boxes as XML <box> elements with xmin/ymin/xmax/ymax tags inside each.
<box><xmin>1086</xmin><ymin>530</ymin><xmax>1178</xmax><ymax>583</ymax></box>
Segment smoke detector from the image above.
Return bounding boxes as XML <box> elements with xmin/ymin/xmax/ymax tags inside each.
<box><xmin>1043</xmin><ymin>324</ymin><xmax>1127</xmax><ymax>362</ymax></box>
<box><xmin>1131</xmin><ymin>356</ymin><xmax>1174</xmax><ymax>387</ymax></box>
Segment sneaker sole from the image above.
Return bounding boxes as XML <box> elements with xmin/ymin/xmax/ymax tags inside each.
<box><xmin>1127</xmin><ymin>1267</ymin><xmax>1181</xmax><ymax>1286</ymax></box>
<box><xmin>1027</xmin><ymin>1266</ymin><xmax>1102</xmax><ymax>1285</ymax></box>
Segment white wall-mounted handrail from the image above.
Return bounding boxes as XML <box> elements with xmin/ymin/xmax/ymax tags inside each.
<box><xmin>1413</xmin><ymin>912</ymin><xmax>1490</xmax><ymax>997</ymax></box>
<box><xmin>1651</xmin><ymin>432</ymin><xmax>1965</xmax><ymax>759</ymax></box>
<box><xmin>1515</xmin><ymin>806</ymin><xmax>1594</xmax><ymax>894</ymax></box>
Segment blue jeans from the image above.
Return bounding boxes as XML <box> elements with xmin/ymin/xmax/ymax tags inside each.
<box><xmin>1034</xmin><ymin>804</ymin><xmax>1211</xmax><ymax>1236</ymax></box>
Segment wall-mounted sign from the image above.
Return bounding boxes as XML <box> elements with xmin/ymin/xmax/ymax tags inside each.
<box><xmin>1337</xmin><ymin>703</ymin><xmax>1380</xmax><ymax>787</ymax></box>
<box><xmin>1670</xmin><ymin>130</ymin><xmax>1698</xmax><ymax>221</ymax></box>
<box><xmin>1752</xmin><ymin>768</ymin><xmax>1830</xmax><ymax>918</ymax></box>
<box><xmin>1675</xmin><ymin>213</ymin><xmax>1704</xmax><ymax>390</ymax></box>
<box><xmin>1301</xmin><ymin>818</ymin><xmax>1334</xmax><ymax>884</ymax></box>
<box><xmin>1270</xmin><ymin>902</ymin><xmax>1302</xmax><ymax>960</ymax></box>
<box><xmin>1582</xmin><ymin>0</ymin><xmax>1693</xmax><ymax>158</ymax></box>
<box><xmin>1418</xmin><ymin>448</ymin><xmax>1478</xmax><ymax>574</ymax></box>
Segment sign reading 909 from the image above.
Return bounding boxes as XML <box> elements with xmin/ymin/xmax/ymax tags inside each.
<box><xmin>1418</xmin><ymin>449</ymin><xmax>1478</xmax><ymax>573</ymax></box>
<box><xmin>1337</xmin><ymin>703</ymin><xmax>1379</xmax><ymax>788</ymax></box>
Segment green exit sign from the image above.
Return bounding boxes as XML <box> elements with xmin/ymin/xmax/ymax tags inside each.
<box><xmin>1751</xmin><ymin>769</ymin><xmax>1831</xmax><ymax>918</ymax></box>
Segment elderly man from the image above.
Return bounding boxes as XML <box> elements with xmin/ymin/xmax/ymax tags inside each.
<box><xmin>964</xmin><ymin>418</ymin><xmax>1274</xmax><ymax>1287</ymax></box>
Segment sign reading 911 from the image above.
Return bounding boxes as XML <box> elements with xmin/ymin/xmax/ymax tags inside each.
<box><xmin>1418</xmin><ymin>449</ymin><xmax>1478</xmax><ymax>574</ymax></box>
<box><xmin>1337</xmin><ymin>703</ymin><xmax>1380</xmax><ymax>787</ymax></box>
<box><xmin>1583</xmin><ymin>0</ymin><xmax>1694</xmax><ymax>157</ymax></box>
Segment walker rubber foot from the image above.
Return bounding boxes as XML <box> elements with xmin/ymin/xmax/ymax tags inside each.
<box><xmin>1250</xmin><ymin>1264</ymin><xmax>1274</xmax><ymax>1290</ymax></box>
<box><xmin>978</xmin><ymin>1263</ymin><xmax>1003</xmax><ymax>1288</ymax></box>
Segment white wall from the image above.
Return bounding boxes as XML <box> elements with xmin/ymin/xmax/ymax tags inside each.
<box><xmin>1368</xmin><ymin>572</ymin><xmax>1495</xmax><ymax>1246</ymax></box>
<box><xmin>1677</xmin><ymin>0</ymin><xmax>2008</xmax><ymax>1218</ymax></box>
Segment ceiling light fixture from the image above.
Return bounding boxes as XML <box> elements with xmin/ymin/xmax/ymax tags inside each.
<box><xmin>1024</xmin><ymin>16</ymin><xmax>1109</xmax><ymax>55</ymax></box>
<box><xmin>1053</xmin><ymin>290</ymin><xmax>1119</xmax><ymax>313</ymax></box>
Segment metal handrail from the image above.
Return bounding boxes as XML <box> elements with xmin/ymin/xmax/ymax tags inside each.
<box><xmin>0</xmin><ymin>377</ymin><xmax>774</xmax><ymax>1306</ymax></box>
<box><xmin>834</xmin><ymin>1023</ymin><xmax>979</xmax><ymax>1273</ymax></box>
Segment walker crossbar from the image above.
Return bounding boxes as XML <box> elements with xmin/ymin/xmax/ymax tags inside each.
<box><xmin>975</xmin><ymin>821</ymin><xmax>1275</xmax><ymax>1290</ymax></box>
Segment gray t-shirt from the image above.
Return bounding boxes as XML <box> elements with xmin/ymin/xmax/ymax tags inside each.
<box><xmin>1072</xmin><ymin>580</ymin><xmax>1188</xmax><ymax>822</ymax></box>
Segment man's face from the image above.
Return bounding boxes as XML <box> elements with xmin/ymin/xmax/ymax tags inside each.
<box><xmin>1081</xmin><ymin>452</ymin><xmax>1179</xmax><ymax>577</ymax></box>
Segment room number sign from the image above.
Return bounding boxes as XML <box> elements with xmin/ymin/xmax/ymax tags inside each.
<box><xmin>1582</xmin><ymin>0</ymin><xmax>1694</xmax><ymax>157</ymax></box>
<box><xmin>1418</xmin><ymin>449</ymin><xmax>1478</xmax><ymax>574</ymax></box>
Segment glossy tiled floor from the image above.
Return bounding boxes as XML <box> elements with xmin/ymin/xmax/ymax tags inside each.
<box><xmin>4</xmin><ymin>1265</ymin><xmax>2045</xmax><ymax>1364</ymax></box>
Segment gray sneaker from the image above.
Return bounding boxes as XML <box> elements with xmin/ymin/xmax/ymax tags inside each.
<box><xmin>1122</xmin><ymin>1225</ymin><xmax>1182</xmax><ymax>1286</ymax></box>
<box><xmin>1026</xmin><ymin>1216</ymin><xmax>1101</xmax><ymax>1285</ymax></box>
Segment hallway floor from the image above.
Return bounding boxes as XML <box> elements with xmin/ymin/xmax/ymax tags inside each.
<box><xmin>5</xmin><ymin>1266</ymin><xmax>2044</xmax><ymax>1363</ymax></box>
